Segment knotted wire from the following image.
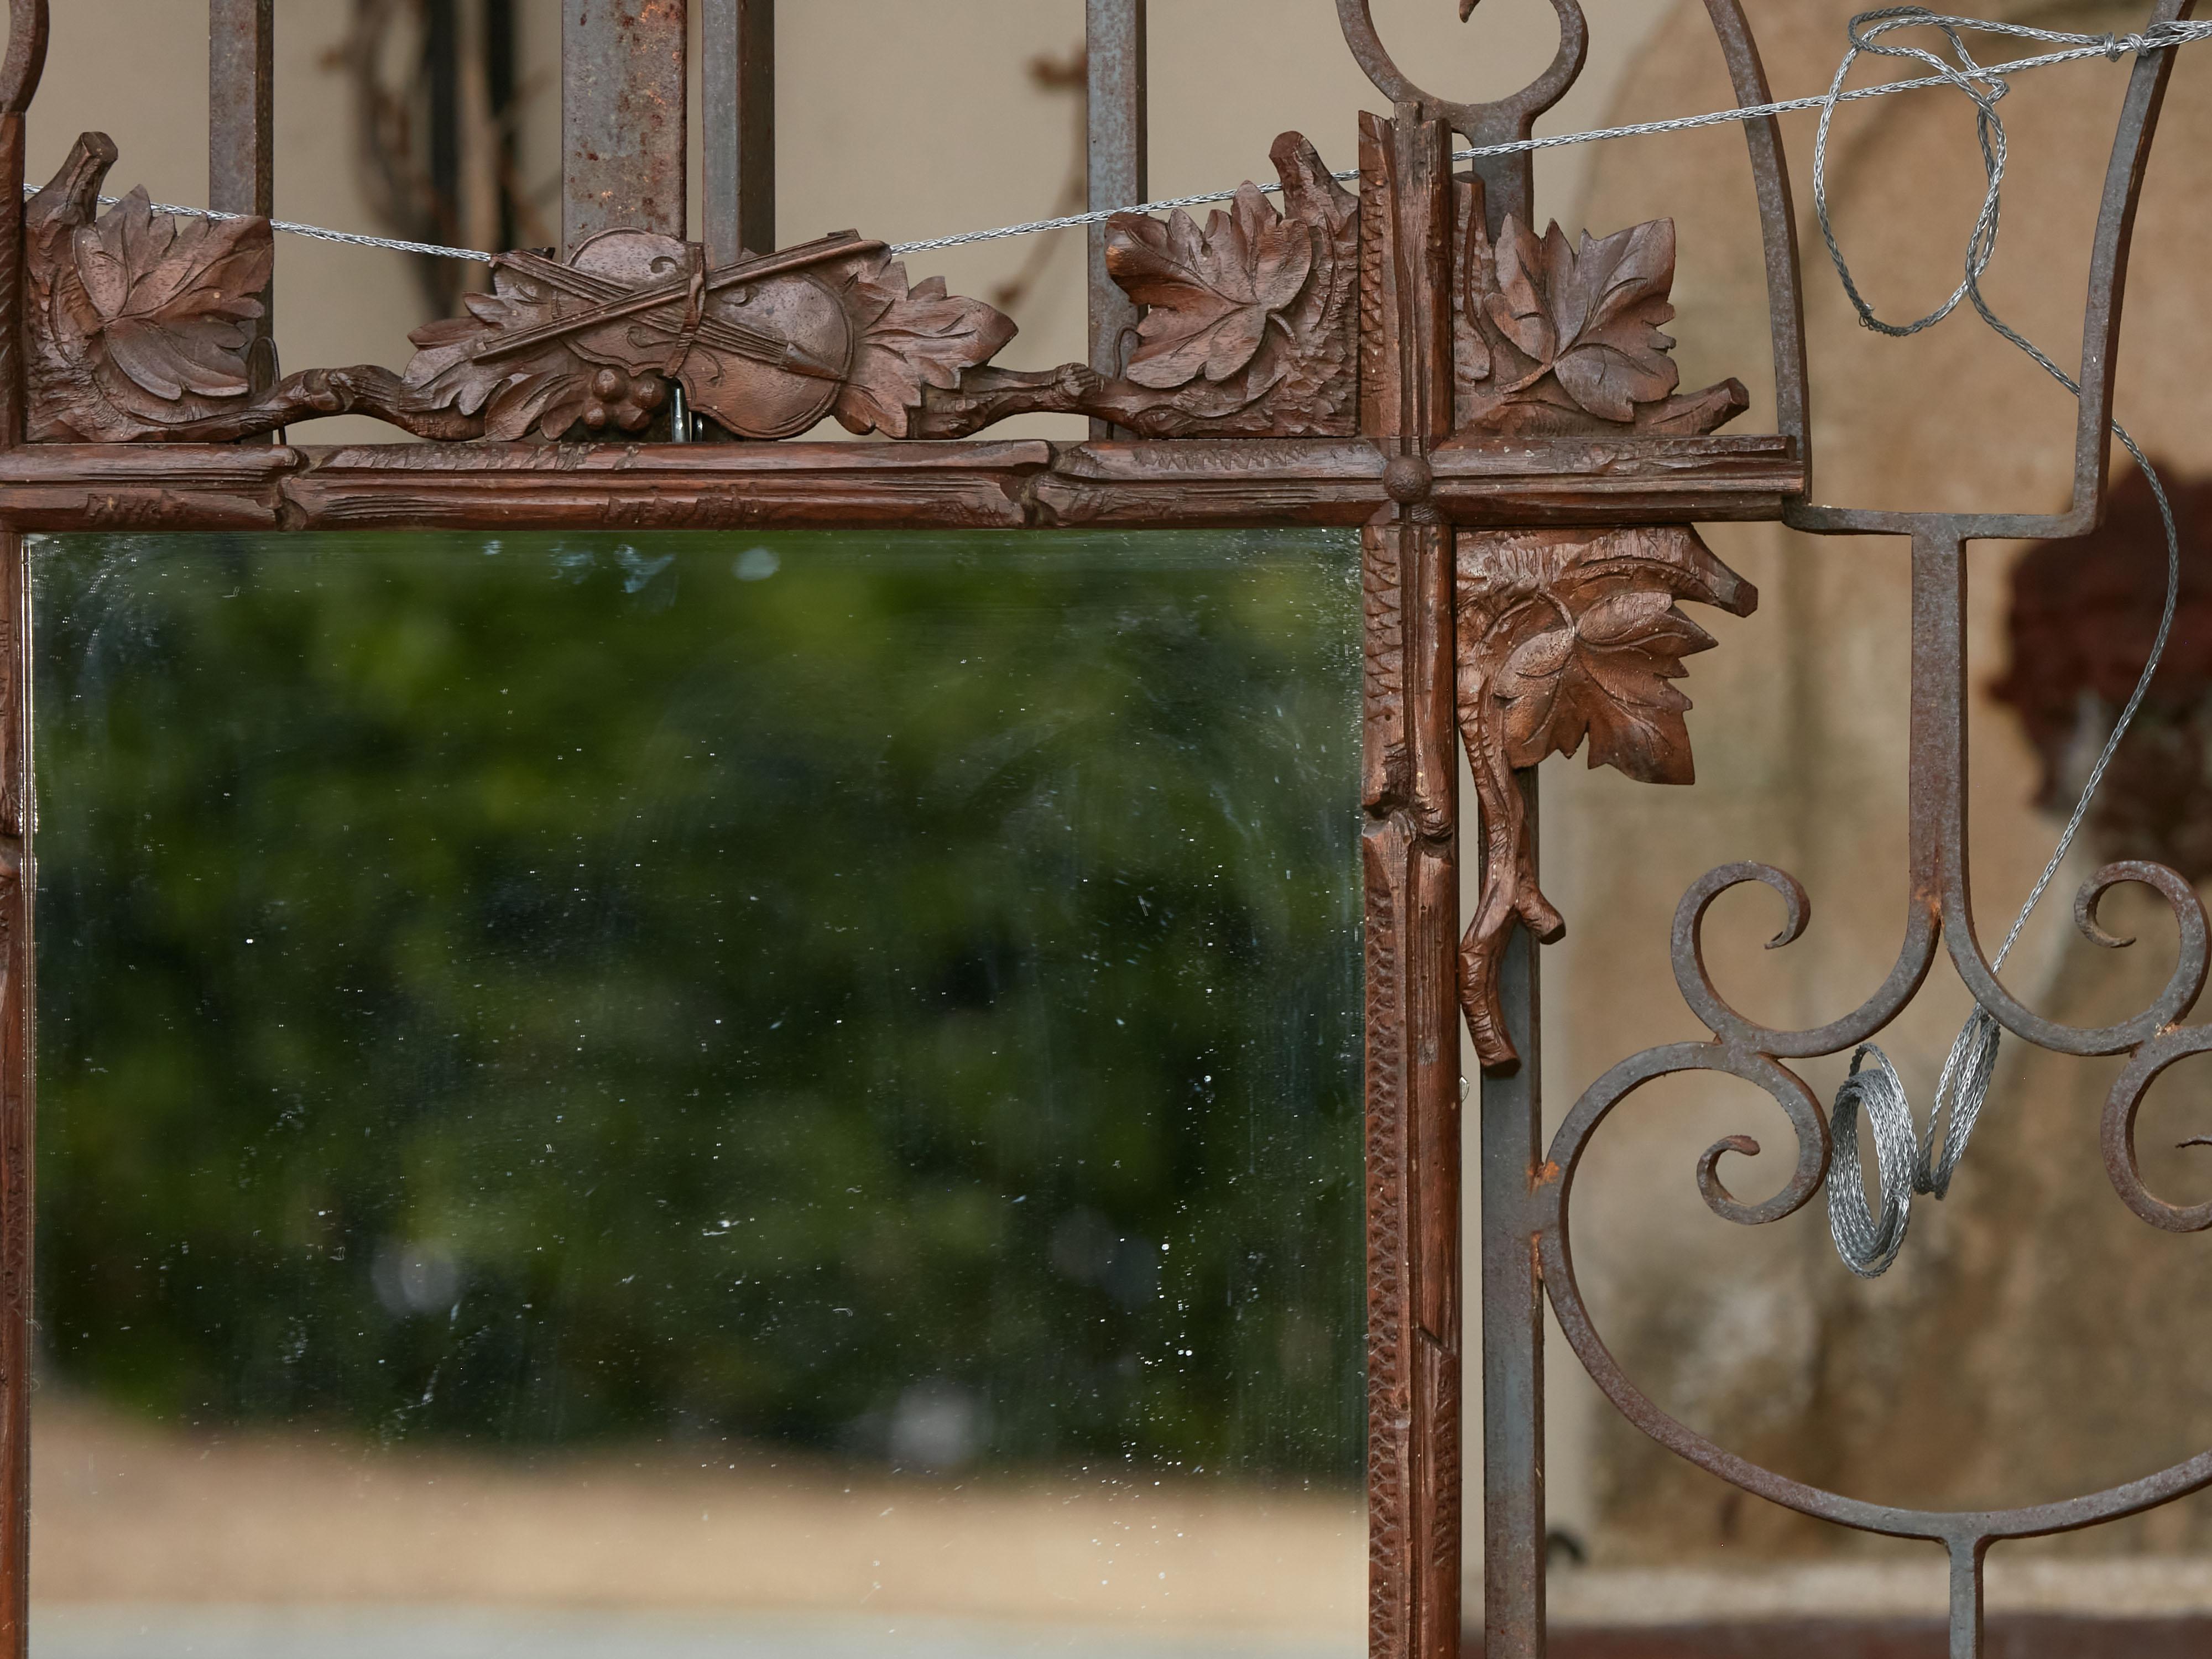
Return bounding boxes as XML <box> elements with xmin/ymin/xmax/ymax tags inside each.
<box><xmin>1814</xmin><ymin>9</ymin><xmax>2185</xmax><ymax>1277</ymax></box>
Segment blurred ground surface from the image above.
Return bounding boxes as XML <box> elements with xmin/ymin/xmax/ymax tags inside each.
<box><xmin>36</xmin><ymin>1399</ymin><xmax>2212</xmax><ymax>1656</ymax></box>
<box><xmin>29</xmin><ymin>1397</ymin><xmax>1364</xmax><ymax>1642</ymax></box>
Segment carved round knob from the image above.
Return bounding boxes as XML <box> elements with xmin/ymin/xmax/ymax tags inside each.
<box><xmin>1383</xmin><ymin>453</ymin><xmax>1433</xmax><ymax>504</ymax></box>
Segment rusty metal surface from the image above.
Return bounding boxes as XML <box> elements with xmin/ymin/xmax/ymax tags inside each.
<box><xmin>701</xmin><ymin>0</ymin><xmax>773</xmax><ymax>266</ymax></box>
<box><xmin>562</xmin><ymin>0</ymin><xmax>687</xmax><ymax>254</ymax></box>
<box><xmin>1085</xmin><ymin>0</ymin><xmax>1145</xmax><ymax>440</ymax></box>
<box><xmin>1479</xmin><ymin>774</ymin><xmax>1542</xmax><ymax>1659</ymax></box>
<box><xmin>1698</xmin><ymin>0</ymin><xmax>1809</xmax><ymax>488</ymax></box>
<box><xmin>1336</xmin><ymin>0</ymin><xmax>1584</xmax><ymax>234</ymax></box>
<box><xmin>1467</xmin><ymin>1616</ymin><xmax>2212</xmax><ymax>1658</ymax></box>
<box><xmin>207</xmin><ymin>0</ymin><xmax>273</xmax><ymax>397</ymax></box>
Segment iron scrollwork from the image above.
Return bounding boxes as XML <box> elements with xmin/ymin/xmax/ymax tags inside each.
<box><xmin>1522</xmin><ymin>2</ymin><xmax>2212</xmax><ymax>1646</ymax></box>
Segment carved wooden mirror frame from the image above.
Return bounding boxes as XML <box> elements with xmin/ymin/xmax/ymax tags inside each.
<box><xmin>4</xmin><ymin>3</ymin><xmax>2183</xmax><ymax>1658</ymax></box>
<box><xmin>0</xmin><ymin>2</ymin><xmax>1808</xmax><ymax>1654</ymax></box>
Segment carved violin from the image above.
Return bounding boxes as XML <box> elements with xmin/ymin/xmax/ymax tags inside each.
<box><xmin>480</xmin><ymin>231</ymin><xmax>879</xmax><ymax>440</ymax></box>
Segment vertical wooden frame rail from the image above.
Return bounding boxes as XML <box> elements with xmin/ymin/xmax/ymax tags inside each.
<box><xmin>0</xmin><ymin>8</ymin><xmax>36</xmax><ymax>1651</ymax></box>
<box><xmin>0</xmin><ymin>1</ymin><xmax>1828</xmax><ymax>1654</ymax></box>
<box><xmin>1359</xmin><ymin>101</ymin><xmax>1461</xmax><ymax>1659</ymax></box>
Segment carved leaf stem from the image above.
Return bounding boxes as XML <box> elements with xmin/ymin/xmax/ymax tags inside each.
<box><xmin>1457</xmin><ymin>525</ymin><xmax>1756</xmax><ymax>1071</ymax></box>
<box><xmin>26</xmin><ymin>129</ymin><xmax>1359</xmax><ymax>446</ymax></box>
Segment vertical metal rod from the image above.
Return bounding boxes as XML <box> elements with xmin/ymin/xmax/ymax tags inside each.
<box><xmin>1482</xmin><ymin>770</ymin><xmax>1545</xmax><ymax>1659</ymax></box>
<box><xmin>425</xmin><ymin>0</ymin><xmax>460</xmax><ymax>247</ymax></box>
<box><xmin>207</xmin><ymin>0</ymin><xmax>274</xmax><ymax>393</ymax></box>
<box><xmin>0</xmin><ymin>134</ymin><xmax>25</xmax><ymax>1659</ymax></box>
<box><xmin>1084</xmin><ymin>0</ymin><xmax>1145</xmax><ymax>439</ymax></box>
<box><xmin>564</xmin><ymin>0</ymin><xmax>688</xmax><ymax>255</ymax></box>
<box><xmin>702</xmin><ymin>0</ymin><xmax>774</xmax><ymax>265</ymax></box>
<box><xmin>1948</xmin><ymin>1538</ymin><xmax>1987</xmax><ymax>1659</ymax></box>
<box><xmin>484</xmin><ymin>0</ymin><xmax>519</xmax><ymax>251</ymax></box>
<box><xmin>0</xmin><ymin>13</ymin><xmax>40</xmax><ymax>1651</ymax></box>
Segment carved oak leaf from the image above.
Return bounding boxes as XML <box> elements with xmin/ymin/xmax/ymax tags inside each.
<box><xmin>25</xmin><ymin>133</ymin><xmax>282</xmax><ymax>439</ymax></box>
<box><xmin>74</xmin><ymin>187</ymin><xmax>269</xmax><ymax>404</ymax></box>
<box><xmin>1114</xmin><ymin>183</ymin><xmax>1314</xmax><ymax>388</ymax></box>
<box><xmin>830</xmin><ymin>253</ymin><xmax>1018</xmax><ymax>438</ymax></box>
<box><xmin>400</xmin><ymin>272</ymin><xmax>597</xmax><ymax>440</ymax></box>
<box><xmin>1457</xmin><ymin>526</ymin><xmax>1757</xmax><ymax>1072</ymax></box>
<box><xmin>1485</xmin><ymin>217</ymin><xmax>1678</xmax><ymax>423</ymax></box>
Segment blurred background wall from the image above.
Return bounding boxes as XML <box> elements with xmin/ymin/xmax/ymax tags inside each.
<box><xmin>23</xmin><ymin>0</ymin><xmax>2212</xmax><ymax>1622</ymax></box>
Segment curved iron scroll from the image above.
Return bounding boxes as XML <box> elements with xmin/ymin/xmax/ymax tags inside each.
<box><xmin>1540</xmin><ymin>3</ymin><xmax>2210</xmax><ymax>1650</ymax></box>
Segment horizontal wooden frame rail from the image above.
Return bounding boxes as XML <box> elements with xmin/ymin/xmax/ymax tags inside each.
<box><xmin>0</xmin><ymin>436</ymin><xmax>1802</xmax><ymax>533</ymax></box>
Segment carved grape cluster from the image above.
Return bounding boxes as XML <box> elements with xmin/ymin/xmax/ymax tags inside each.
<box><xmin>580</xmin><ymin>366</ymin><xmax>670</xmax><ymax>435</ymax></box>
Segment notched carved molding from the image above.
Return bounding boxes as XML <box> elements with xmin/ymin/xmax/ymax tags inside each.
<box><xmin>1450</xmin><ymin>175</ymin><xmax>1747</xmax><ymax>441</ymax></box>
<box><xmin>25</xmin><ymin>131</ymin><xmax>1357</xmax><ymax>445</ymax></box>
<box><xmin>1457</xmin><ymin>525</ymin><xmax>1755</xmax><ymax>1072</ymax></box>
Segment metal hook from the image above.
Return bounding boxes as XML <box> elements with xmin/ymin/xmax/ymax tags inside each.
<box><xmin>1334</xmin><ymin>0</ymin><xmax>1588</xmax><ymax>144</ymax></box>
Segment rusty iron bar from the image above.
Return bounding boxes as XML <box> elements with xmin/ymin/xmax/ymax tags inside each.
<box><xmin>1084</xmin><ymin>0</ymin><xmax>1145</xmax><ymax>440</ymax></box>
<box><xmin>701</xmin><ymin>0</ymin><xmax>773</xmax><ymax>265</ymax></box>
<box><xmin>1701</xmin><ymin>0</ymin><xmax>1811</xmax><ymax>495</ymax></box>
<box><xmin>1480</xmin><ymin>773</ymin><xmax>1544</xmax><ymax>1659</ymax></box>
<box><xmin>1335</xmin><ymin>0</ymin><xmax>1585</xmax><ymax>237</ymax></box>
<box><xmin>207</xmin><ymin>0</ymin><xmax>273</xmax><ymax>397</ymax></box>
<box><xmin>563</xmin><ymin>0</ymin><xmax>687</xmax><ymax>255</ymax></box>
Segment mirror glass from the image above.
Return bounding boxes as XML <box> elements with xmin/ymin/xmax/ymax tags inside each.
<box><xmin>29</xmin><ymin>528</ymin><xmax>1365</xmax><ymax>1658</ymax></box>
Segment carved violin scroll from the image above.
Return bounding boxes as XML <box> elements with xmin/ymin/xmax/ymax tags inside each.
<box><xmin>1457</xmin><ymin>524</ymin><xmax>1756</xmax><ymax>1071</ymax></box>
<box><xmin>22</xmin><ymin>129</ymin><xmax>1359</xmax><ymax>446</ymax></box>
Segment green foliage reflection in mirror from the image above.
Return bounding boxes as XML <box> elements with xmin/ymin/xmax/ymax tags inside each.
<box><xmin>32</xmin><ymin>527</ymin><xmax>1363</xmax><ymax>1482</ymax></box>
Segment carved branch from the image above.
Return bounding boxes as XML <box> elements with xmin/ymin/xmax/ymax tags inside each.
<box><xmin>24</xmin><ymin>129</ymin><xmax>1359</xmax><ymax>446</ymax></box>
<box><xmin>1451</xmin><ymin>175</ymin><xmax>1747</xmax><ymax>442</ymax></box>
<box><xmin>1456</xmin><ymin>525</ymin><xmax>1756</xmax><ymax>1071</ymax></box>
